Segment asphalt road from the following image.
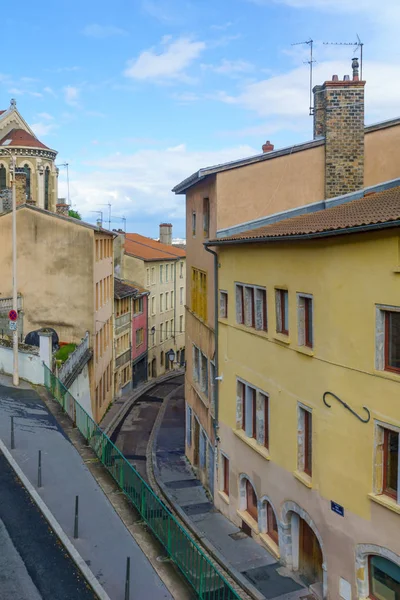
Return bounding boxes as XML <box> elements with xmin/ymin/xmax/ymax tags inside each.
<box><xmin>0</xmin><ymin>450</ymin><xmax>97</xmax><ymax>600</ymax></box>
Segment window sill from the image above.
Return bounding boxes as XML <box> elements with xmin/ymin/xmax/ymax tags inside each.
<box><xmin>393</xmin><ymin>267</ymin><xmax>400</xmax><ymax>274</ymax></box>
<box><xmin>368</xmin><ymin>493</ymin><xmax>400</xmax><ymax>514</ymax></box>
<box><xmin>274</xmin><ymin>334</ymin><xmax>290</xmax><ymax>345</ymax></box>
<box><xmin>295</xmin><ymin>346</ymin><xmax>314</xmax><ymax>357</ymax></box>
<box><xmin>373</xmin><ymin>369</ymin><xmax>400</xmax><ymax>383</ymax></box>
<box><xmin>293</xmin><ymin>470</ymin><xmax>312</xmax><ymax>489</ymax></box>
<box><xmin>218</xmin><ymin>491</ymin><xmax>230</xmax><ymax>505</ymax></box>
<box><xmin>237</xmin><ymin>510</ymin><xmax>259</xmax><ymax>534</ymax></box>
<box><xmin>233</xmin><ymin>429</ymin><xmax>270</xmax><ymax>461</ymax></box>
<box><xmin>260</xmin><ymin>533</ymin><xmax>280</xmax><ymax>559</ymax></box>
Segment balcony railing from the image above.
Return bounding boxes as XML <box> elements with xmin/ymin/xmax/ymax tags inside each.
<box><xmin>115</xmin><ymin>348</ymin><xmax>131</xmax><ymax>369</ymax></box>
<box><xmin>0</xmin><ymin>295</ymin><xmax>23</xmax><ymax>313</ymax></box>
<box><xmin>115</xmin><ymin>312</ymin><xmax>131</xmax><ymax>334</ymax></box>
<box><xmin>58</xmin><ymin>332</ymin><xmax>92</xmax><ymax>388</ymax></box>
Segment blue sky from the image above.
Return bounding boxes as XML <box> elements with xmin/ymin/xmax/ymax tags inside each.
<box><xmin>1</xmin><ymin>0</ymin><xmax>399</xmax><ymax>238</ymax></box>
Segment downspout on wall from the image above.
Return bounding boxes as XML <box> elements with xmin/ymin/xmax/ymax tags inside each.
<box><xmin>204</xmin><ymin>245</ymin><xmax>219</xmax><ymax>441</ymax></box>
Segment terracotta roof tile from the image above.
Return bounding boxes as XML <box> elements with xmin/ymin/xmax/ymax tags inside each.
<box><xmin>0</xmin><ymin>128</ymin><xmax>49</xmax><ymax>150</ymax></box>
<box><xmin>0</xmin><ymin>110</ymin><xmax>5</xmax><ymax>116</ymax></box>
<box><xmin>125</xmin><ymin>232</ymin><xmax>186</xmax><ymax>261</ymax></box>
<box><xmin>215</xmin><ymin>186</ymin><xmax>400</xmax><ymax>243</ymax></box>
<box><xmin>114</xmin><ymin>278</ymin><xmax>138</xmax><ymax>299</ymax></box>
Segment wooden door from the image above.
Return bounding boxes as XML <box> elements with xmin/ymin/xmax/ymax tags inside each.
<box><xmin>299</xmin><ymin>518</ymin><xmax>323</xmax><ymax>586</ymax></box>
<box><xmin>246</xmin><ymin>480</ymin><xmax>258</xmax><ymax>521</ymax></box>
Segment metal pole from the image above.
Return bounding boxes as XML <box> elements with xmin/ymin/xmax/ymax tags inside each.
<box><xmin>11</xmin><ymin>155</ymin><xmax>19</xmax><ymax>386</ymax></box>
<box><xmin>38</xmin><ymin>450</ymin><xmax>42</xmax><ymax>488</ymax></box>
<box><xmin>74</xmin><ymin>495</ymin><xmax>79</xmax><ymax>538</ymax></box>
<box><xmin>124</xmin><ymin>556</ymin><xmax>130</xmax><ymax>600</ymax></box>
<box><xmin>10</xmin><ymin>416</ymin><xmax>15</xmax><ymax>449</ymax></box>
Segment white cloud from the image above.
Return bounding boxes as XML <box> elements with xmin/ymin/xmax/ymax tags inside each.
<box><xmin>64</xmin><ymin>86</ymin><xmax>80</xmax><ymax>106</ymax></box>
<box><xmin>210</xmin><ymin>22</ymin><xmax>233</xmax><ymax>31</ymax></box>
<box><xmin>248</xmin><ymin>0</ymin><xmax>384</xmax><ymax>10</ymax></box>
<box><xmin>124</xmin><ymin>36</ymin><xmax>206</xmax><ymax>81</ymax></box>
<box><xmin>60</xmin><ymin>144</ymin><xmax>257</xmax><ymax>226</ymax></box>
<box><xmin>44</xmin><ymin>86</ymin><xmax>57</xmax><ymax>97</ymax></box>
<box><xmin>37</xmin><ymin>112</ymin><xmax>54</xmax><ymax>120</ymax></box>
<box><xmin>202</xmin><ymin>59</ymin><xmax>254</xmax><ymax>76</ymax></box>
<box><xmin>82</xmin><ymin>24</ymin><xmax>127</xmax><ymax>38</ymax></box>
<box><xmin>31</xmin><ymin>121</ymin><xmax>57</xmax><ymax>136</ymax></box>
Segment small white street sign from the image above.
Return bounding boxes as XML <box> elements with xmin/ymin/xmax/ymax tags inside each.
<box><xmin>9</xmin><ymin>321</ymin><xmax>17</xmax><ymax>331</ymax></box>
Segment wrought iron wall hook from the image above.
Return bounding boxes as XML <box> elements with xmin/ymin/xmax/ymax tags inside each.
<box><xmin>323</xmin><ymin>391</ymin><xmax>370</xmax><ymax>423</ymax></box>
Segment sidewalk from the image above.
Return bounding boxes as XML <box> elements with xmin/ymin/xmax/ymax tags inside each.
<box><xmin>153</xmin><ymin>387</ymin><xmax>309</xmax><ymax>600</ymax></box>
<box><xmin>0</xmin><ymin>377</ymin><xmax>172</xmax><ymax>600</ymax></box>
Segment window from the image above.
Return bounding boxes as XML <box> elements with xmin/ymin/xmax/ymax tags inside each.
<box><xmin>191</xmin><ymin>268</ymin><xmax>207</xmax><ymax>321</ymax></box>
<box><xmin>237</xmin><ymin>380</ymin><xmax>268</xmax><ymax>447</ymax></box>
<box><xmin>136</xmin><ymin>328</ymin><xmax>144</xmax><ymax>347</ymax></box>
<box><xmin>180</xmin><ymin>287</ymin><xmax>184</xmax><ymax>305</ymax></box>
<box><xmin>165</xmin><ymin>292</ymin><xmax>169</xmax><ymax>311</ymax></box>
<box><xmin>151</xmin><ymin>296</ymin><xmax>155</xmax><ymax>315</ymax></box>
<box><xmin>298</xmin><ymin>294</ymin><xmax>313</xmax><ymax>348</ymax></box>
<box><xmin>385</xmin><ymin>311</ymin><xmax>400</xmax><ymax>373</ymax></box>
<box><xmin>160</xmin><ymin>323</ymin><xmax>164</xmax><ymax>342</ymax></box>
<box><xmin>160</xmin><ymin>351</ymin><xmax>164</xmax><ymax>366</ymax></box>
<box><xmin>171</xmin><ymin>291</ymin><xmax>174</xmax><ymax>308</ymax></box>
<box><xmin>203</xmin><ymin>197</ymin><xmax>210</xmax><ymax>238</ymax></box>
<box><xmin>236</xmin><ymin>284</ymin><xmax>267</xmax><ymax>330</ymax></box>
<box><xmin>180</xmin><ymin>315</ymin><xmax>183</xmax><ymax>333</ymax></box>
<box><xmin>160</xmin><ymin>293</ymin><xmax>164</xmax><ymax>312</ymax></box>
<box><xmin>220</xmin><ymin>291</ymin><xmax>228</xmax><ymax>318</ymax></box>
<box><xmin>24</xmin><ymin>164</ymin><xmax>31</xmax><ymax>199</ymax></box>
<box><xmin>134</xmin><ymin>297</ymin><xmax>143</xmax><ymax>315</ymax></box>
<box><xmin>44</xmin><ymin>167</ymin><xmax>50</xmax><ymax>210</ymax></box>
<box><xmin>383</xmin><ymin>428</ymin><xmax>399</xmax><ymax>500</ymax></box>
<box><xmin>166</xmin><ymin>264</ymin><xmax>169</xmax><ymax>283</ymax></box>
<box><xmin>0</xmin><ymin>164</ymin><xmax>6</xmax><ymax>190</ymax></box>
<box><xmin>146</xmin><ymin>269</ymin><xmax>150</xmax><ymax>286</ymax></box>
<box><xmin>151</xmin><ymin>267</ymin><xmax>155</xmax><ymax>284</ymax></box>
<box><xmin>193</xmin><ymin>345</ymin><xmax>200</xmax><ymax>382</ymax></box>
<box><xmin>266</xmin><ymin>502</ymin><xmax>278</xmax><ymax>544</ymax></box>
<box><xmin>151</xmin><ymin>329</ymin><xmax>155</xmax><ymax>347</ymax></box>
<box><xmin>246</xmin><ymin>479</ymin><xmax>258</xmax><ymax>521</ymax></box>
<box><xmin>276</xmin><ymin>289</ymin><xmax>289</xmax><ymax>335</ymax></box>
<box><xmin>192</xmin><ymin>212</ymin><xmax>196</xmax><ymax>236</ymax></box>
<box><xmin>96</xmin><ymin>282</ymin><xmax>99</xmax><ymax>311</ymax></box>
<box><xmin>298</xmin><ymin>406</ymin><xmax>312</xmax><ymax>477</ymax></box>
<box><xmin>369</xmin><ymin>556</ymin><xmax>400</xmax><ymax>599</ymax></box>
<box><xmin>180</xmin><ymin>262</ymin><xmax>184</xmax><ymax>278</ymax></box>
<box><xmin>200</xmin><ymin>352</ymin><xmax>208</xmax><ymax>397</ymax></box>
<box><xmin>210</xmin><ymin>362</ymin><xmax>216</xmax><ymax>414</ymax></box>
<box><xmin>171</xmin><ymin>264</ymin><xmax>174</xmax><ymax>282</ymax></box>
<box><xmin>166</xmin><ymin>321</ymin><xmax>169</xmax><ymax>339</ymax></box>
<box><xmin>186</xmin><ymin>404</ymin><xmax>192</xmax><ymax>446</ymax></box>
<box><xmin>160</xmin><ymin>265</ymin><xmax>163</xmax><ymax>283</ymax></box>
<box><xmin>222</xmin><ymin>455</ymin><xmax>229</xmax><ymax>496</ymax></box>
<box><xmin>171</xmin><ymin>319</ymin><xmax>174</xmax><ymax>336</ymax></box>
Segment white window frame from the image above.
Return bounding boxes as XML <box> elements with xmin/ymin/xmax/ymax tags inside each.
<box><xmin>235</xmin><ymin>283</ymin><xmax>266</xmax><ymax>330</ymax></box>
<box><xmin>373</xmin><ymin>420</ymin><xmax>400</xmax><ymax>503</ymax></box>
<box><xmin>160</xmin><ymin>264</ymin><xmax>163</xmax><ymax>283</ymax></box>
<box><xmin>376</xmin><ymin>304</ymin><xmax>400</xmax><ymax>372</ymax></box>
<box><xmin>236</xmin><ymin>378</ymin><xmax>269</xmax><ymax>447</ymax></box>
<box><xmin>186</xmin><ymin>403</ymin><xmax>192</xmax><ymax>447</ymax></box>
<box><xmin>166</xmin><ymin>264</ymin><xmax>169</xmax><ymax>283</ymax></box>
<box><xmin>297</xmin><ymin>293</ymin><xmax>313</xmax><ymax>347</ymax></box>
<box><xmin>179</xmin><ymin>315</ymin><xmax>183</xmax><ymax>333</ymax></box>
<box><xmin>180</xmin><ymin>286</ymin><xmax>184</xmax><ymax>305</ymax></box>
<box><xmin>219</xmin><ymin>290</ymin><xmax>228</xmax><ymax>318</ymax></box>
<box><xmin>297</xmin><ymin>403</ymin><xmax>312</xmax><ymax>476</ymax></box>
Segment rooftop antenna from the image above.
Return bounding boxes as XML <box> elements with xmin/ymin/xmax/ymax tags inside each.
<box><xmin>291</xmin><ymin>38</ymin><xmax>315</xmax><ymax>116</ymax></box>
<box><xmin>110</xmin><ymin>215</ymin><xmax>127</xmax><ymax>233</ymax></box>
<box><xmin>98</xmin><ymin>203</ymin><xmax>112</xmax><ymax>230</ymax></box>
<box><xmin>323</xmin><ymin>35</ymin><xmax>364</xmax><ymax>79</ymax></box>
<box><xmin>56</xmin><ymin>162</ymin><xmax>70</xmax><ymax>205</ymax></box>
<box><xmin>90</xmin><ymin>210</ymin><xmax>103</xmax><ymax>228</ymax></box>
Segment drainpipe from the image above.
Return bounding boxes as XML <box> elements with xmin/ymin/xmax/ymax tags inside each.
<box><xmin>204</xmin><ymin>245</ymin><xmax>219</xmax><ymax>442</ymax></box>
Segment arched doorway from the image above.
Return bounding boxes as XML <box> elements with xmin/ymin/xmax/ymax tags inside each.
<box><xmin>299</xmin><ymin>517</ymin><xmax>323</xmax><ymax>587</ymax></box>
<box><xmin>260</xmin><ymin>498</ymin><xmax>279</xmax><ymax>545</ymax></box>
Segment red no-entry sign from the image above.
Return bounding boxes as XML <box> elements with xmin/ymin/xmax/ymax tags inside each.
<box><xmin>8</xmin><ymin>309</ymin><xmax>18</xmax><ymax>322</ymax></box>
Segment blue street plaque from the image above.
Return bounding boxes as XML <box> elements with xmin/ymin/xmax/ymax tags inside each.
<box><xmin>331</xmin><ymin>501</ymin><xmax>344</xmax><ymax>517</ymax></box>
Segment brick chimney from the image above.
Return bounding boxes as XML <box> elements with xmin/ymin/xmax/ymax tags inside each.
<box><xmin>262</xmin><ymin>140</ymin><xmax>274</xmax><ymax>153</ymax></box>
<box><xmin>15</xmin><ymin>171</ymin><xmax>27</xmax><ymax>206</ymax></box>
<box><xmin>56</xmin><ymin>199</ymin><xmax>69</xmax><ymax>216</ymax></box>
<box><xmin>159</xmin><ymin>223</ymin><xmax>172</xmax><ymax>245</ymax></box>
<box><xmin>313</xmin><ymin>58</ymin><xmax>365</xmax><ymax>199</ymax></box>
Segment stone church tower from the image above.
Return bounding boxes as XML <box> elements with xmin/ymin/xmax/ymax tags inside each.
<box><xmin>0</xmin><ymin>99</ymin><xmax>58</xmax><ymax>210</ymax></box>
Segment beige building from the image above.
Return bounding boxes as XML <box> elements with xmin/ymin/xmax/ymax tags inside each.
<box><xmin>0</xmin><ymin>203</ymin><xmax>114</xmax><ymax>422</ymax></box>
<box><xmin>114</xmin><ymin>224</ymin><xmax>186</xmax><ymax>379</ymax></box>
<box><xmin>173</xmin><ymin>60</ymin><xmax>400</xmax><ymax>495</ymax></box>
<box><xmin>0</xmin><ymin>99</ymin><xmax>58</xmax><ymax>211</ymax></box>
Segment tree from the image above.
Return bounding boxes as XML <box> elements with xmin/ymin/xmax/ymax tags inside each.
<box><xmin>68</xmin><ymin>209</ymin><xmax>82</xmax><ymax>220</ymax></box>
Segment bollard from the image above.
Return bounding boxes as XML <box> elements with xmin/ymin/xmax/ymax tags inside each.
<box><xmin>124</xmin><ymin>556</ymin><xmax>130</xmax><ymax>600</ymax></box>
<box><xmin>38</xmin><ymin>450</ymin><xmax>42</xmax><ymax>488</ymax></box>
<box><xmin>10</xmin><ymin>416</ymin><xmax>15</xmax><ymax>450</ymax></box>
<box><xmin>74</xmin><ymin>495</ymin><xmax>79</xmax><ymax>539</ymax></box>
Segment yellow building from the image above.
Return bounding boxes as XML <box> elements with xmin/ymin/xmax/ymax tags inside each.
<box><xmin>0</xmin><ymin>204</ymin><xmax>114</xmax><ymax>422</ymax></box>
<box><xmin>174</xmin><ymin>61</ymin><xmax>400</xmax><ymax>497</ymax></box>
<box><xmin>207</xmin><ymin>182</ymin><xmax>400</xmax><ymax>600</ymax></box>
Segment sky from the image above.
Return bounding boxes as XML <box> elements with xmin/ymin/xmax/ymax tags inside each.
<box><xmin>1</xmin><ymin>0</ymin><xmax>399</xmax><ymax>238</ymax></box>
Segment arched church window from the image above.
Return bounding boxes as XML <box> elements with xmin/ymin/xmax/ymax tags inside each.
<box><xmin>24</xmin><ymin>164</ymin><xmax>31</xmax><ymax>199</ymax></box>
<box><xmin>0</xmin><ymin>165</ymin><xmax>6</xmax><ymax>190</ymax></box>
<box><xmin>44</xmin><ymin>167</ymin><xmax>50</xmax><ymax>210</ymax></box>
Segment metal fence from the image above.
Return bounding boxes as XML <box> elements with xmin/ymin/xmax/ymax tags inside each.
<box><xmin>43</xmin><ymin>364</ymin><xmax>241</xmax><ymax>600</ymax></box>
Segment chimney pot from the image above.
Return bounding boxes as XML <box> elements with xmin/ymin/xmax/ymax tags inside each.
<box><xmin>56</xmin><ymin>202</ymin><xmax>69</xmax><ymax>217</ymax></box>
<box><xmin>352</xmin><ymin>57</ymin><xmax>360</xmax><ymax>81</ymax></box>
<box><xmin>332</xmin><ymin>74</ymin><xmax>339</xmax><ymax>82</ymax></box>
<box><xmin>343</xmin><ymin>75</ymin><xmax>350</xmax><ymax>81</ymax></box>
<box><xmin>262</xmin><ymin>140</ymin><xmax>274</xmax><ymax>153</ymax></box>
<box><xmin>159</xmin><ymin>223</ymin><xmax>172</xmax><ymax>245</ymax></box>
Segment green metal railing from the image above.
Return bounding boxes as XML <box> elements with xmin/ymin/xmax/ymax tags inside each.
<box><xmin>44</xmin><ymin>364</ymin><xmax>241</xmax><ymax>600</ymax></box>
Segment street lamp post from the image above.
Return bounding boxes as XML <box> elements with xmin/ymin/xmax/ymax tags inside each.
<box><xmin>8</xmin><ymin>153</ymin><xmax>19</xmax><ymax>386</ymax></box>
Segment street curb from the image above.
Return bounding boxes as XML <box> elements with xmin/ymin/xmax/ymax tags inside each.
<box><xmin>102</xmin><ymin>369</ymin><xmax>184</xmax><ymax>440</ymax></box>
<box><xmin>148</xmin><ymin>389</ymin><xmax>266</xmax><ymax>600</ymax></box>
<box><xmin>0</xmin><ymin>438</ymin><xmax>112</xmax><ymax>600</ymax></box>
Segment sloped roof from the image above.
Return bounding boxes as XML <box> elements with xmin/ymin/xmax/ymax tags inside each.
<box><xmin>210</xmin><ymin>186</ymin><xmax>400</xmax><ymax>244</ymax></box>
<box><xmin>0</xmin><ymin>111</ymin><xmax>5</xmax><ymax>116</ymax></box>
<box><xmin>0</xmin><ymin>128</ymin><xmax>50</xmax><ymax>150</ymax></box>
<box><xmin>114</xmin><ymin>278</ymin><xmax>138</xmax><ymax>299</ymax></box>
<box><xmin>125</xmin><ymin>232</ymin><xmax>186</xmax><ymax>261</ymax></box>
